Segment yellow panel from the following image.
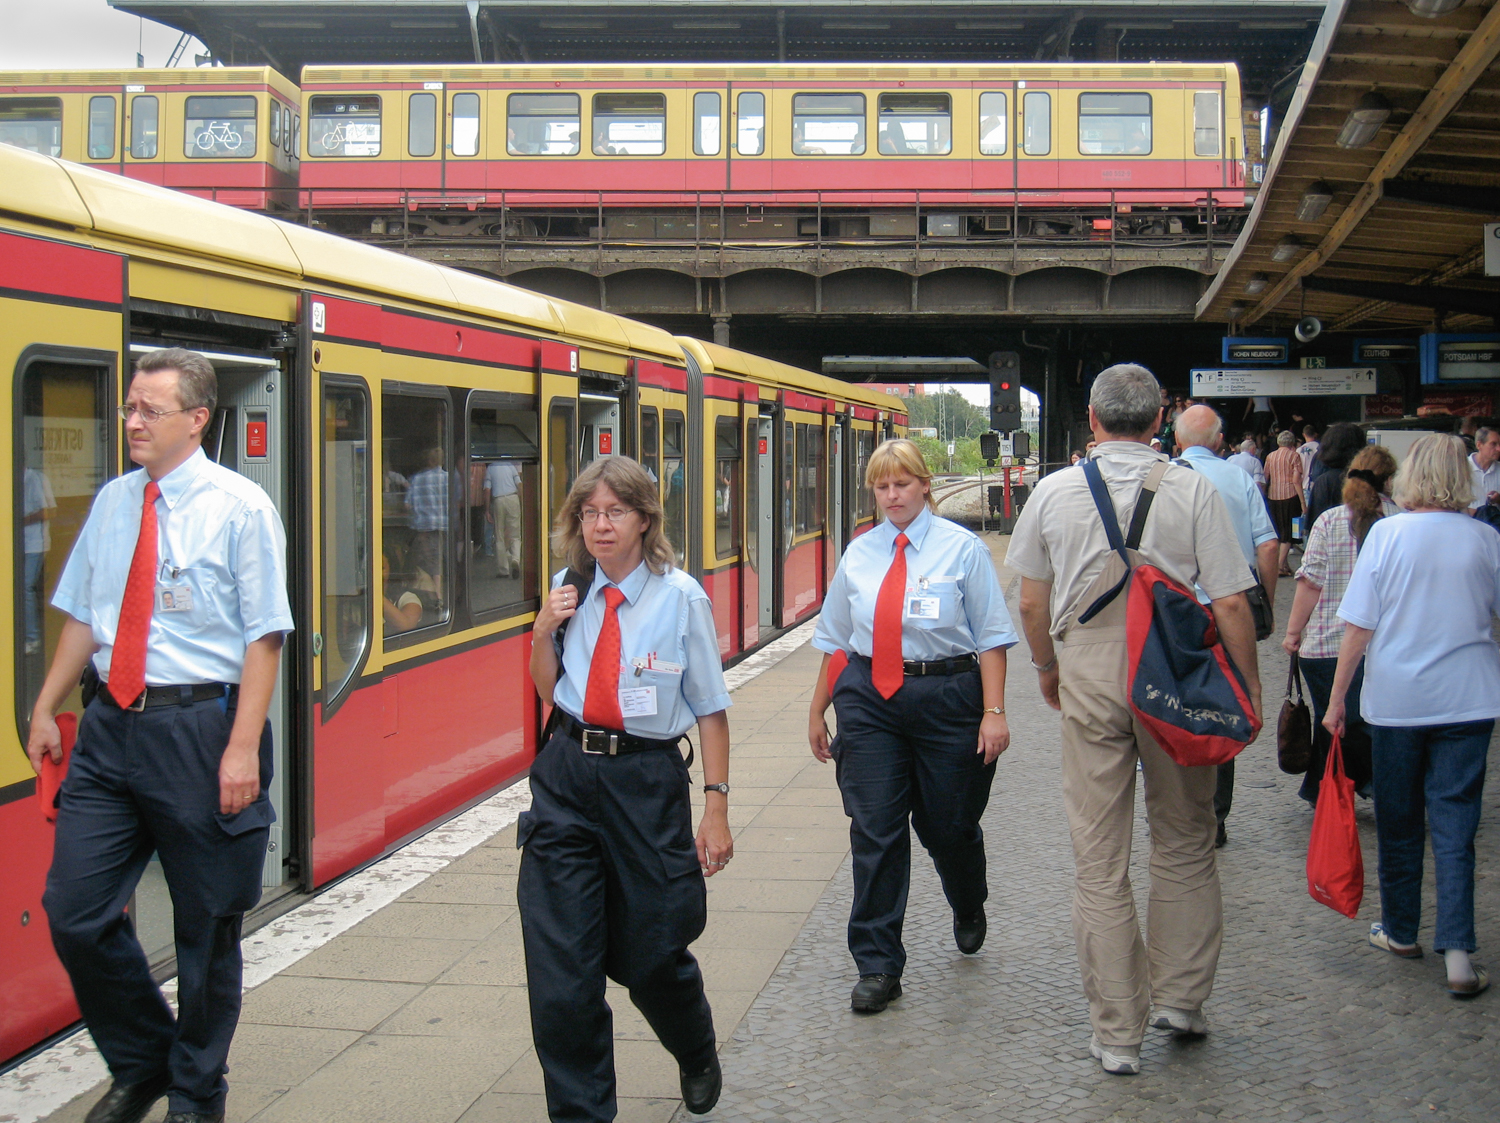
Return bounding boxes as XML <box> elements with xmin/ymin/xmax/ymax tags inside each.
<box><xmin>552</xmin><ymin>302</ymin><xmax>631</xmax><ymax>351</ymax></box>
<box><xmin>616</xmin><ymin>316</ymin><xmax>686</xmax><ymax>361</ymax></box>
<box><xmin>0</xmin><ymin>146</ymin><xmax>93</xmax><ymax>229</ymax></box>
<box><xmin>130</xmin><ymin>261</ymin><xmax>297</xmax><ymax>323</ymax></box>
<box><xmin>440</xmin><ymin>267</ymin><xmax>562</xmax><ymax>335</ymax></box>
<box><xmin>578</xmin><ymin>348</ymin><xmax>627</xmax><ymax>376</ymax></box>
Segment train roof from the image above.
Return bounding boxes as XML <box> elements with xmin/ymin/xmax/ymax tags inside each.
<box><xmin>0</xmin><ymin>141</ymin><xmax>686</xmax><ymax>362</ymax></box>
<box><xmin>0</xmin><ymin>66</ymin><xmax>300</xmax><ymax>97</ymax></box>
<box><xmin>677</xmin><ymin>337</ymin><xmax>903</xmax><ymax>413</ymax></box>
<box><xmin>301</xmin><ymin>61</ymin><xmax>1240</xmax><ymax>84</ymax></box>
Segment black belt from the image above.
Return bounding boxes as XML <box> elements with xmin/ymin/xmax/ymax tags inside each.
<box><xmin>98</xmin><ymin>682</ymin><xmax>236</xmax><ymax>712</ymax></box>
<box><xmin>558</xmin><ymin>713</ymin><xmax>683</xmax><ymax>757</ymax></box>
<box><xmin>851</xmin><ymin>652</ymin><xmax>979</xmax><ymax>677</ymax></box>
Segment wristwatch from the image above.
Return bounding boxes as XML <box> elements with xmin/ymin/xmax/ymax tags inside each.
<box><xmin>982</xmin><ymin>706</ymin><xmax>1005</xmax><ymax>716</ymax></box>
<box><xmin>703</xmin><ymin>782</ymin><xmax>730</xmax><ymax>795</ymax></box>
<box><xmin>1030</xmin><ymin>657</ymin><xmax>1058</xmax><ymax>673</ymax></box>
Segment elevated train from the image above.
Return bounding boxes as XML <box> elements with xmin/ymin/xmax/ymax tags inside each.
<box><xmin>2</xmin><ymin>62</ymin><xmax>1249</xmax><ymax>242</ymax></box>
<box><xmin>0</xmin><ymin>142</ymin><xmax>902</xmax><ymax>1066</ymax></box>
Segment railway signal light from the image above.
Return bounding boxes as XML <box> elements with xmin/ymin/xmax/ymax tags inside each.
<box><xmin>989</xmin><ymin>351</ymin><xmax>1022</xmax><ymax>432</ymax></box>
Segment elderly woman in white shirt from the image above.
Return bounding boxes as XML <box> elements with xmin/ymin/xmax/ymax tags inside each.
<box><xmin>1324</xmin><ymin>434</ymin><xmax>1500</xmax><ymax>998</ymax></box>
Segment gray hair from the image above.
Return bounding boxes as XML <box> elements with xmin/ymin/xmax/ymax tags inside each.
<box><xmin>1089</xmin><ymin>363</ymin><xmax>1162</xmax><ymax>437</ymax></box>
<box><xmin>1393</xmin><ymin>433</ymin><xmax>1473</xmax><ymax>512</ymax></box>
<box><xmin>1173</xmin><ymin>404</ymin><xmax>1222</xmax><ymax>450</ymax></box>
<box><xmin>1276</xmin><ymin>430</ymin><xmax>1297</xmax><ymax>447</ymax></box>
<box><xmin>1240</xmin><ymin>438</ymin><xmax>1258</xmax><ymax>453</ymax></box>
<box><xmin>1477</xmin><ymin>426</ymin><xmax>1496</xmax><ymax>445</ymax></box>
<box><xmin>133</xmin><ymin>347</ymin><xmax>218</xmax><ymax>416</ymax></box>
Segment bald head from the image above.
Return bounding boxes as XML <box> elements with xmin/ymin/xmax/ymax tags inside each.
<box><xmin>1174</xmin><ymin>404</ymin><xmax>1223</xmax><ymax>451</ymax></box>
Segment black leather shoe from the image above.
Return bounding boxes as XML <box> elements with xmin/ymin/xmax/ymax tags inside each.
<box><xmin>163</xmin><ymin>1113</ymin><xmax>224</xmax><ymax>1123</ymax></box>
<box><xmin>680</xmin><ymin>1052</ymin><xmax>722</xmax><ymax>1115</ymax></box>
<box><xmin>850</xmin><ymin>973</ymin><xmax>902</xmax><ymax>1013</ymax></box>
<box><xmin>85</xmin><ymin>1073</ymin><xmax>170</xmax><ymax>1123</ymax></box>
<box><xmin>954</xmin><ymin>909</ymin><xmax>987</xmax><ymax>954</ymax></box>
<box><xmin>1215</xmin><ymin>822</ymin><xmax>1228</xmax><ymax>849</ymax></box>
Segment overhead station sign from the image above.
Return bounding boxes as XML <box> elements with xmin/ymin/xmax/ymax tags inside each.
<box><xmin>1421</xmin><ymin>334</ymin><xmax>1500</xmax><ymax>383</ymax></box>
<box><xmin>1221</xmin><ymin>337</ymin><xmax>1290</xmax><ymax>365</ymax></box>
<box><xmin>1191</xmin><ymin>367</ymin><xmax>1378</xmax><ymax>397</ymax></box>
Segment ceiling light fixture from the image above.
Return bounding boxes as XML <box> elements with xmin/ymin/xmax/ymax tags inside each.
<box><xmin>1404</xmin><ymin>0</ymin><xmax>1466</xmax><ymax>16</ymax></box>
<box><xmin>1336</xmin><ymin>92</ymin><xmax>1392</xmax><ymax>149</ymax></box>
<box><xmin>1296</xmin><ymin>181</ymin><xmax>1335</xmax><ymax>222</ymax></box>
<box><xmin>1244</xmin><ymin>273</ymin><xmax>1270</xmax><ymax>295</ymax></box>
<box><xmin>1271</xmin><ymin>235</ymin><xmax>1303</xmax><ymax>263</ymax></box>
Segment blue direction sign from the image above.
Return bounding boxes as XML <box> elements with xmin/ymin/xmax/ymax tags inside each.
<box><xmin>1420</xmin><ymin>333</ymin><xmax>1500</xmax><ymax>383</ymax></box>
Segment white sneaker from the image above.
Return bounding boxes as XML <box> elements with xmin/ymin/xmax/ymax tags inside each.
<box><xmin>1089</xmin><ymin>1034</ymin><xmax>1141</xmax><ymax>1075</ymax></box>
<box><xmin>1149</xmin><ymin>1006</ymin><xmax>1209</xmax><ymax>1036</ymax></box>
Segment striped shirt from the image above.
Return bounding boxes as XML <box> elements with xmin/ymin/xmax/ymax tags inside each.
<box><xmin>1264</xmin><ymin>446</ymin><xmax>1304</xmax><ymax>502</ymax></box>
<box><xmin>1293</xmin><ymin>496</ymin><xmax>1398</xmax><ymax>659</ymax></box>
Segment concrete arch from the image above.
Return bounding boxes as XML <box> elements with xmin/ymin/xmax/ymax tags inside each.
<box><xmin>1013</xmin><ymin>268</ymin><xmax>1103</xmax><ymax>313</ymax></box>
<box><xmin>918</xmin><ymin>268</ymin><xmax>1008</xmax><ymax>312</ymax></box>
<box><xmin>820</xmin><ymin>268</ymin><xmax>911</xmax><ymax>313</ymax></box>
<box><xmin>724</xmin><ymin>269</ymin><xmax>815</xmax><ymax>314</ymax></box>
<box><xmin>504</xmin><ymin>268</ymin><xmax>600</xmax><ymax>308</ymax></box>
<box><xmin>1108</xmin><ymin>267</ymin><xmax>1204</xmax><ymax>312</ymax></box>
<box><xmin>604</xmin><ymin>269</ymin><xmax>698</xmax><ymax>314</ymax></box>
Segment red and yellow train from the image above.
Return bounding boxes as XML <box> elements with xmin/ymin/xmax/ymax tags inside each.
<box><xmin>0</xmin><ymin>141</ymin><xmax>901</xmax><ymax>1066</ymax></box>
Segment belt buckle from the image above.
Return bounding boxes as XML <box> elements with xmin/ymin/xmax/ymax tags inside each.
<box><xmin>580</xmin><ymin>728</ymin><xmax>619</xmax><ymax>755</ymax></box>
<box><xmin>127</xmin><ymin>690</ymin><xmax>148</xmax><ymax>712</ymax></box>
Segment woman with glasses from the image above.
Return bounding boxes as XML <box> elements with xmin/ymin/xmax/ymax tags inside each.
<box><xmin>523</xmin><ymin>455</ymin><xmax>732</xmax><ymax>1122</ymax></box>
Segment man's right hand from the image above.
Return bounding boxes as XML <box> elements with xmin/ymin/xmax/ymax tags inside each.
<box><xmin>26</xmin><ymin>711</ymin><xmax>62</xmax><ymax>773</ymax></box>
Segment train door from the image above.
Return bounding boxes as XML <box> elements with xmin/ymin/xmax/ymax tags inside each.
<box><xmin>974</xmin><ymin>85</ymin><xmax>1016</xmax><ymax>193</ymax></box>
<box><xmin>403</xmin><ymin>84</ymin><xmax>444</xmax><ymax>192</ymax></box>
<box><xmin>541</xmin><ymin>350</ymin><xmax>580</xmax><ymax>577</ymax></box>
<box><xmin>578</xmin><ymin>392</ymin><xmax>621</xmax><ymax>469</ymax></box>
<box><xmin>2</xmin><ymin>231</ymin><xmax>124</xmax><ymax>1061</ymax></box>
<box><xmin>826</xmin><ymin>421</ymin><xmax>844</xmax><ymax>587</ymax></box>
<box><xmin>1016</xmin><ymin>81</ymin><xmax>1059</xmax><ymax>190</ymax></box>
<box><xmin>754</xmin><ymin>414</ymin><xmax>775</xmax><ymax>635</ymax></box>
<box><xmin>122</xmin><ymin>85</ymin><xmax>166</xmax><ymax>187</ymax></box>
<box><xmin>446</xmin><ymin>87</ymin><xmax>484</xmax><ymax>191</ymax></box>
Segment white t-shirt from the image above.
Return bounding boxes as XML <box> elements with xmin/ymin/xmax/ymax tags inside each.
<box><xmin>484</xmin><ymin>460</ymin><xmax>521</xmax><ymax>499</ymax></box>
<box><xmin>1337</xmin><ymin>511</ymin><xmax>1500</xmax><ymax>725</ymax></box>
<box><xmin>1470</xmin><ymin>452</ymin><xmax>1500</xmax><ymax>509</ymax></box>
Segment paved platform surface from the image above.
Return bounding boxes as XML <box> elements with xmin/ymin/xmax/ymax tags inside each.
<box><xmin>27</xmin><ymin>537</ymin><xmax>1500</xmax><ymax>1123</ymax></box>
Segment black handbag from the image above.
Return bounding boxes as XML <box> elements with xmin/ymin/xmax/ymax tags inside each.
<box><xmin>1245</xmin><ymin>576</ymin><xmax>1275</xmax><ymax>642</ymax></box>
<box><xmin>1276</xmin><ymin>653</ymin><xmax>1313</xmax><ymax>774</ymax></box>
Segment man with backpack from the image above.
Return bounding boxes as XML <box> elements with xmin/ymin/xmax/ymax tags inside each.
<box><xmin>1008</xmin><ymin>364</ymin><xmax>1262</xmax><ymax>1076</ymax></box>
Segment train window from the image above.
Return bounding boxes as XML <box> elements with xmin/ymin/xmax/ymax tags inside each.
<box><xmin>1023</xmin><ymin>91</ymin><xmax>1050</xmax><ymax>156</ymax></box>
<box><xmin>782</xmin><ymin>422</ymin><xmax>794</xmax><ymax>549</ymax></box>
<box><xmin>292</xmin><ymin>113</ymin><xmax>301</xmax><ymax>157</ymax></box>
<box><xmin>640</xmin><ymin>406</ymin><xmax>660</xmax><ymax>488</ymax></box>
<box><xmin>468</xmin><ymin>398</ymin><xmax>539</xmax><ymax>616</ymax></box>
<box><xmin>663</xmin><ymin>410</ymin><xmax>686</xmax><ymax>559</ymax></box>
<box><xmin>185</xmin><ymin>95</ymin><xmax>257</xmax><ymax>158</ymax></box>
<box><xmin>452</xmin><ymin>92</ymin><xmax>481</xmax><ymax>156</ymax></box>
<box><xmin>1078</xmin><ymin>93</ymin><xmax>1152</xmax><ymax>155</ymax></box>
<box><xmin>382</xmin><ymin>386</ymin><xmax>451</xmax><ymax>636</ymax></box>
<box><xmin>270</xmin><ymin>102</ymin><xmax>282</xmax><ymax>147</ymax></box>
<box><xmin>593</xmin><ymin>93</ymin><xmax>666</xmax><ymax>156</ymax></box>
<box><xmin>88</xmin><ymin>96</ymin><xmax>115</xmax><ymax>160</ymax></box>
<box><xmin>307</xmin><ymin>95</ymin><xmax>380</xmax><ymax>157</ymax></box>
<box><xmin>1194</xmin><ymin>91</ymin><xmax>1222</xmax><ymax>157</ymax></box>
<box><xmin>978</xmin><ymin>92</ymin><xmax>1007</xmax><ymax>155</ymax></box>
<box><xmin>321</xmin><ymin>380</ymin><xmax>370</xmax><ymax>706</ymax></box>
<box><xmin>408</xmin><ymin>92</ymin><xmax>437</xmax><ymax>157</ymax></box>
<box><xmin>0</xmin><ymin>97</ymin><xmax>62</xmax><ymax>156</ymax></box>
<box><xmin>736</xmin><ymin>91</ymin><xmax>765</xmax><ymax>155</ymax></box>
<box><xmin>508</xmin><ymin>93</ymin><xmax>579</xmax><ymax>155</ymax></box>
<box><xmin>745</xmin><ymin>418</ymin><xmax>760</xmax><ymax>574</ymax></box>
<box><xmin>15</xmin><ymin>357</ymin><xmax>112</xmax><ymax>732</ymax></box>
<box><xmin>130</xmin><ymin>96</ymin><xmax>158</xmax><ymax>159</ymax></box>
<box><xmin>795</xmin><ymin>424</ymin><xmax>823</xmax><ymax>533</ymax></box>
<box><xmin>792</xmin><ymin>93</ymin><xmax>865</xmax><ymax>156</ymax></box>
<box><xmin>547</xmin><ymin>401</ymin><xmax>576</xmax><ymax>574</ymax></box>
<box><xmin>693</xmin><ymin>91</ymin><xmax>721</xmax><ymax>157</ymax></box>
<box><xmin>282</xmin><ymin>105</ymin><xmax>294</xmax><ymax>153</ymax></box>
<box><xmin>714</xmin><ymin>417</ymin><xmax>741</xmax><ymax>559</ymax></box>
<box><xmin>854</xmin><ymin>429</ymin><xmax>875</xmax><ymax>521</ymax></box>
<box><xmin>877</xmin><ymin>94</ymin><xmax>951</xmax><ymax>156</ymax></box>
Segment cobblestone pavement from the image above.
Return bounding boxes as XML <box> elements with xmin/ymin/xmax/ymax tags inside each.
<box><xmin>679</xmin><ymin>555</ymin><xmax>1500</xmax><ymax>1123</ymax></box>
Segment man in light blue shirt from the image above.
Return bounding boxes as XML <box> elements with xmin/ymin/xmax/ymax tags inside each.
<box><xmin>27</xmin><ymin>348</ymin><xmax>292</xmax><ymax>1123</ymax></box>
<box><xmin>1175</xmin><ymin>404</ymin><xmax>1278</xmax><ymax>850</ymax></box>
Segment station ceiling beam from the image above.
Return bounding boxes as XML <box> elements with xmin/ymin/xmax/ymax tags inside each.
<box><xmin>1300</xmin><ymin>274</ymin><xmax>1498</xmax><ymax>316</ymax></box>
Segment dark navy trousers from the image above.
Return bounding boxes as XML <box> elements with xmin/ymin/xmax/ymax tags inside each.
<box><xmin>43</xmin><ymin>695</ymin><xmax>273</xmax><ymax>1116</ymax></box>
<box><xmin>832</xmin><ymin>656</ymin><xmax>996</xmax><ymax>978</ymax></box>
<box><xmin>517</xmin><ymin>726</ymin><xmax>716</xmax><ymax>1123</ymax></box>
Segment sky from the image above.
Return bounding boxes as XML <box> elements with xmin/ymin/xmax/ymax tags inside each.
<box><xmin>0</xmin><ymin>1</ymin><xmax>205</xmax><ymax>69</ymax></box>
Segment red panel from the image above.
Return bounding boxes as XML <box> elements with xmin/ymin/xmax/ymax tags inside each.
<box><xmin>380</xmin><ymin>307</ymin><xmax>537</xmax><ymax>368</ymax></box>
<box><xmin>0</xmin><ymin>797</ymin><xmax>81</xmax><ymax>1065</ymax></box>
<box><xmin>852</xmin><ymin>519</ymin><xmax>875</xmax><ymax>540</ymax></box>
<box><xmin>784</xmin><ymin>391</ymin><xmax>831</xmax><ymax>414</ymax></box>
<box><xmin>781</xmin><ymin>537</ymin><xmax>822</xmax><ymax>626</ymax></box>
<box><xmin>741</xmin><ymin>556</ymin><xmax>760</xmax><ymax>651</ymax></box>
<box><xmin>162</xmin><ymin>162</ymin><xmax>285</xmax><ymax>189</ymax></box>
<box><xmin>539</xmin><ymin>340</ymin><xmax>575</xmax><ymax>375</ymax></box>
<box><xmin>701</xmin><ymin>565</ymin><xmax>740</xmax><ymax>658</ymax></box>
<box><xmin>311</xmin><ymin>294</ymin><xmax>383</xmax><ymax>344</ymax></box>
<box><xmin>1</xmin><ymin>230</ymin><xmax>123</xmax><ymax>307</ymax></box>
<box><xmin>124</xmin><ymin>166</ymin><xmax>168</xmax><ymax>187</ymax></box>
<box><xmin>851</xmin><ymin>406</ymin><xmax>878</xmax><ymax>422</ymax></box>
<box><xmin>311</xmin><ymin>691</ymin><xmax>387</xmax><ymax>886</ymax></box>
<box><xmin>703</xmin><ymin>375</ymin><xmax>744</xmax><ymax>401</ymax></box>
<box><xmin>638</xmin><ymin>361</ymin><xmax>689</xmax><ymax>393</ymax></box>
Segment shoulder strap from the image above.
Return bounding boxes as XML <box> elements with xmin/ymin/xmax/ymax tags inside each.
<box><xmin>552</xmin><ymin>563</ymin><xmax>597</xmax><ymax>658</ymax></box>
<box><xmin>1082</xmin><ymin>459</ymin><xmax>1127</xmax><ymax>562</ymax></box>
<box><xmin>1124</xmin><ymin>460</ymin><xmax>1170</xmax><ymax>551</ymax></box>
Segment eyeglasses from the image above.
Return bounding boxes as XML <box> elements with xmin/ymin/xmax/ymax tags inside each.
<box><xmin>118</xmin><ymin>404</ymin><xmax>189</xmax><ymax>425</ymax></box>
<box><xmin>578</xmin><ymin>507</ymin><xmax>634</xmax><ymax>525</ymax></box>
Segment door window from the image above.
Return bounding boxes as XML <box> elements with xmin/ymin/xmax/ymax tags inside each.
<box><xmin>736</xmin><ymin>91</ymin><xmax>765</xmax><ymax>155</ymax></box>
<box><xmin>468</xmin><ymin>398</ymin><xmax>539</xmax><ymax>616</ymax></box>
<box><xmin>508</xmin><ymin>93</ymin><xmax>579</xmax><ymax>155</ymax></box>
<box><xmin>877</xmin><ymin>93</ymin><xmax>950</xmax><ymax>155</ymax></box>
<box><xmin>1079</xmin><ymin>92</ymin><xmax>1152</xmax><ymax>155</ymax></box>
<box><xmin>793</xmin><ymin>93</ymin><xmax>865</xmax><ymax>155</ymax></box>
<box><xmin>270</xmin><ymin>102</ymin><xmax>282</xmax><ymax>147</ymax></box>
<box><xmin>1022</xmin><ymin>91</ymin><xmax>1050</xmax><ymax>156</ymax></box>
<box><xmin>185</xmin><ymin>95</ymin><xmax>257</xmax><ymax>158</ymax></box>
<box><xmin>639</xmin><ymin>406</ymin><xmax>660</xmax><ymax>488</ymax></box>
<box><xmin>854</xmin><ymin>429</ymin><xmax>875</xmax><ymax>520</ymax></box>
<box><xmin>663</xmin><ymin>410</ymin><xmax>686</xmax><ymax>559</ymax></box>
<box><xmin>88</xmin><ymin>96</ymin><xmax>115</xmax><ymax>160</ymax></box>
<box><xmin>978</xmin><ymin>92</ymin><xmax>1007</xmax><ymax>155</ymax></box>
<box><xmin>714</xmin><ymin>417</ymin><xmax>741</xmax><ymax>559</ymax></box>
<box><xmin>0</xmin><ymin>97</ymin><xmax>62</xmax><ymax>156</ymax></box>
<box><xmin>693</xmin><ymin>91</ymin><xmax>721</xmax><ymax>156</ymax></box>
<box><xmin>745</xmin><ymin>419</ymin><xmax>760</xmax><ymax>574</ymax></box>
<box><xmin>593</xmin><ymin>93</ymin><xmax>666</xmax><ymax>156</ymax></box>
<box><xmin>321</xmin><ymin>381</ymin><xmax>370</xmax><ymax>707</ymax></box>
<box><xmin>307</xmin><ymin>95</ymin><xmax>380</xmax><ymax>157</ymax></box>
<box><xmin>1194</xmin><ymin>91</ymin><xmax>1222</xmax><ymax>157</ymax></box>
<box><xmin>130</xmin><ymin>96</ymin><xmax>158</xmax><ymax>159</ymax></box>
<box><xmin>547</xmin><ymin>401</ymin><xmax>576</xmax><ymax>573</ymax></box>
<box><xmin>408</xmin><ymin>92</ymin><xmax>437</xmax><ymax>157</ymax></box>
<box><xmin>381</xmin><ymin>386</ymin><xmax>451</xmax><ymax>636</ymax></box>
<box><xmin>452</xmin><ymin>92</ymin><xmax>480</xmax><ymax>156</ymax></box>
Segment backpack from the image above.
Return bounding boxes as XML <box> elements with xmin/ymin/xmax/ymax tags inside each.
<box><xmin>1078</xmin><ymin>459</ymin><xmax>1261</xmax><ymax>767</ymax></box>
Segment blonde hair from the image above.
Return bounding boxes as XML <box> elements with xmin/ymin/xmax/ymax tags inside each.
<box><xmin>552</xmin><ymin>456</ymin><xmax>676</xmax><ymax>574</ymax></box>
<box><xmin>865</xmin><ymin>438</ymin><xmax>937</xmax><ymax>511</ymax></box>
<box><xmin>1392</xmin><ymin>432</ymin><xmax>1472</xmax><ymax>512</ymax></box>
<box><xmin>1341</xmin><ymin>444</ymin><xmax>1397</xmax><ymax>548</ymax></box>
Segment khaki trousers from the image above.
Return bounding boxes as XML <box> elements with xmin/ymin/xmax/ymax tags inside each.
<box><xmin>491</xmin><ymin>493</ymin><xmax>521</xmax><ymax>574</ymax></box>
<box><xmin>1057</xmin><ymin>629</ymin><xmax>1222</xmax><ymax>1047</ymax></box>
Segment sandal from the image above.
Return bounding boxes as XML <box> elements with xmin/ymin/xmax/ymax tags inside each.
<box><xmin>1448</xmin><ymin>965</ymin><xmax>1490</xmax><ymax>998</ymax></box>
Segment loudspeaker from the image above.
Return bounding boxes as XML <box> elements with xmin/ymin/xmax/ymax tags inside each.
<box><xmin>1295</xmin><ymin>316</ymin><xmax>1323</xmax><ymax>343</ymax></box>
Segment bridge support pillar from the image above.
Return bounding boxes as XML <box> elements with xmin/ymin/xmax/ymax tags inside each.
<box><xmin>712</xmin><ymin>314</ymin><xmax>731</xmax><ymax>346</ymax></box>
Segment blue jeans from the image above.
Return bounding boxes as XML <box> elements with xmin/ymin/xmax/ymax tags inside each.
<box><xmin>1370</xmin><ymin>721</ymin><xmax>1494</xmax><ymax>952</ymax></box>
<box><xmin>24</xmin><ymin>550</ymin><xmax>44</xmax><ymax>645</ymax></box>
<box><xmin>1298</xmin><ymin>656</ymin><xmax>1372</xmax><ymax>802</ymax></box>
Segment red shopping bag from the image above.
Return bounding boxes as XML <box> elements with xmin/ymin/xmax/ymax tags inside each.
<box><xmin>1307</xmin><ymin>733</ymin><xmax>1363</xmax><ymax>918</ymax></box>
<box><xmin>38</xmin><ymin>712</ymin><xmax>77</xmax><ymax>824</ymax></box>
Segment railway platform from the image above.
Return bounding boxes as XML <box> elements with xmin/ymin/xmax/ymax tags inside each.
<box><xmin>12</xmin><ymin>537</ymin><xmax>1500</xmax><ymax>1123</ymax></box>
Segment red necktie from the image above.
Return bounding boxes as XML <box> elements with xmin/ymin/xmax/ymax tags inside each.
<box><xmin>871</xmin><ymin>532</ymin><xmax>909</xmax><ymax>700</ymax></box>
<box><xmin>583</xmin><ymin>586</ymin><xmax>626</xmax><ymax>728</ymax></box>
<box><xmin>109</xmin><ymin>480</ymin><xmax>160</xmax><ymax>707</ymax></box>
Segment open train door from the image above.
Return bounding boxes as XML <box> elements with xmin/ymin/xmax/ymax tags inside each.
<box><xmin>2</xmin><ymin>230</ymin><xmax>124</xmax><ymax>1061</ymax></box>
<box><xmin>540</xmin><ymin>343</ymin><xmax>580</xmax><ymax>582</ymax></box>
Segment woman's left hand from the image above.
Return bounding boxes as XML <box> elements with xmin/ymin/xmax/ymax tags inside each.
<box><xmin>696</xmin><ymin>809</ymin><xmax>734</xmax><ymax>877</ymax></box>
<box><xmin>977</xmin><ymin>712</ymin><xmax>1010</xmax><ymax>765</ymax></box>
